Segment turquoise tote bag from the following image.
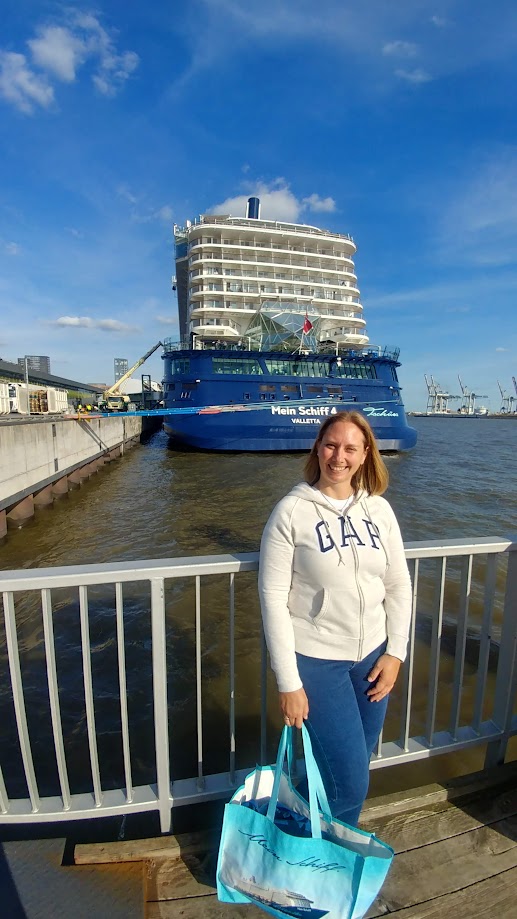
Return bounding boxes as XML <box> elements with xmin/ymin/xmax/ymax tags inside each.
<box><xmin>216</xmin><ymin>724</ymin><xmax>393</xmax><ymax>919</ymax></box>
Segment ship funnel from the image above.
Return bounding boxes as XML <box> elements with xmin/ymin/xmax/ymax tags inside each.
<box><xmin>246</xmin><ymin>197</ymin><xmax>261</xmax><ymax>219</ymax></box>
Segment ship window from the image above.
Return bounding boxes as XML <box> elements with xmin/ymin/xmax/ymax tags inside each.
<box><xmin>306</xmin><ymin>385</ymin><xmax>324</xmax><ymax>393</ymax></box>
<box><xmin>281</xmin><ymin>385</ymin><xmax>298</xmax><ymax>392</ymax></box>
<box><xmin>333</xmin><ymin>361</ymin><xmax>377</xmax><ymax>380</ymax></box>
<box><xmin>327</xmin><ymin>386</ymin><xmax>341</xmax><ymax>394</ymax></box>
<box><xmin>260</xmin><ymin>384</ymin><xmax>276</xmax><ymax>392</ymax></box>
<box><xmin>182</xmin><ymin>382</ymin><xmax>198</xmax><ymax>390</ymax></box>
<box><xmin>263</xmin><ymin>358</ymin><xmax>330</xmax><ymax>377</ymax></box>
<box><xmin>171</xmin><ymin>358</ymin><xmax>191</xmax><ymax>375</ymax></box>
<box><xmin>264</xmin><ymin>359</ymin><xmax>292</xmax><ymax>375</ymax></box>
<box><xmin>212</xmin><ymin>358</ymin><xmax>263</xmax><ymax>375</ymax></box>
<box><xmin>358</xmin><ymin>365</ymin><xmax>377</xmax><ymax>380</ymax></box>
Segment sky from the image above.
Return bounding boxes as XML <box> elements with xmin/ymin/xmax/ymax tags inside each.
<box><xmin>1</xmin><ymin>1</ymin><xmax>516</xmax><ymax>411</ymax></box>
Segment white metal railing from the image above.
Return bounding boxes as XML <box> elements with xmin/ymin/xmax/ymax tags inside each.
<box><xmin>1</xmin><ymin>538</ymin><xmax>516</xmax><ymax>834</ymax></box>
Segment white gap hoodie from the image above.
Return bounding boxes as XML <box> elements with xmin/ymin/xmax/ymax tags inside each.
<box><xmin>258</xmin><ymin>483</ymin><xmax>412</xmax><ymax>693</ymax></box>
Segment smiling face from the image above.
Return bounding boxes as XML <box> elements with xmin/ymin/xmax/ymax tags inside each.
<box><xmin>316</xmin><ymin>420</ymin><xmax>368</xmax><ymax>498</ymax></box>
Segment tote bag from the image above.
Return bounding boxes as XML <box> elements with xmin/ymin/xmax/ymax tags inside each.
<box><xmin>216</xmin><ymin>724</ymin><xmax>393</xmax><ymax>919</ymax></box>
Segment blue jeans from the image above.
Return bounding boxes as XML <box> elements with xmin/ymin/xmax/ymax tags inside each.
<box><xmin>295</xmin><ymin>642</ymin><xmax>388</xmax><ymax>827</ymax></box>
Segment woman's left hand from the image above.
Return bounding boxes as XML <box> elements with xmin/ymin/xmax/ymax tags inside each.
<box><xmin>366</xmin><ymin>654</ymin><xmax>401</xmax><ymax>702</ymax></box>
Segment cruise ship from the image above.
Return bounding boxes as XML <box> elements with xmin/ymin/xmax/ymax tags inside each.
<box><xmin>162</xmin><ymin>197</ymin><xmax>417</xmax><ymax>451</ymax></box>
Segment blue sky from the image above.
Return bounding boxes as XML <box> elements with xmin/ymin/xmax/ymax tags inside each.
<box><xmin>1</xmin><ymin>1</ymin><xmax>516</xmax><ymax>411</ymax></box>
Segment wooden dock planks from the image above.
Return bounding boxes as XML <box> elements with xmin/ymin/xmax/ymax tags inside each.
<box><xmin>73</xmin><ymin>761</ymin><xmax>517</xmax><ymax>919</ymax></box>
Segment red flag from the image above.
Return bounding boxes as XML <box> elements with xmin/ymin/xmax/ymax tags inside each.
<box><xmin>302</xmin><ymin>314</ymin><xmax>313</xmax><ymax>334</ymax></box>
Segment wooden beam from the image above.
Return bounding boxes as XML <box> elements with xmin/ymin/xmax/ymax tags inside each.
<box><xmin>74</xmin><ymin>829</ymin><xmax>218</xmax><ymax>865</ymax></box>
<box><xmin>360</xmin><ymin>760</ymin><xmax>517</xmax><ymax>823</ymax></box>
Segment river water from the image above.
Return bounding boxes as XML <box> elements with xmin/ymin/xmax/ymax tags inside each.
<box><xmin>1</xmin><ymin>417</ymin><xmax>516</xmax><ymax>810</ymax></box>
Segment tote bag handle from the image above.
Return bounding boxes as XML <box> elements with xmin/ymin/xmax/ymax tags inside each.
<box><xmin>266</xmin><ymin>724</ymin><xmax>333</xmax><ymax>838</ymax></box>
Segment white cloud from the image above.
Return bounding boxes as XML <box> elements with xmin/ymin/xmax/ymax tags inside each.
<box><xmin>137</xmin><ymin>204</ymin><xmax>175</xmax><ymax>224</ymax></box>
<box><xmin>97</xmin><ymin>318</ymin><xmax>139</xmax><ymax>332</ymax></box>
<box><xmin>395</xmin><ymin>68</ymin><xmax>432</xmax><ymax>84</ymax></box>
<box><xmin>211</xmin><ymin>180</ymin><xmax>336</xmax><ymax>222</ymax></box>
<box><xmin>50</xmin><ymin>316</ymin><xmax>95</xmax><ymax>327</ymax></box>
<box><xmin>116</xmin><ymin>186</ymin><xmax>173</xmax><ymax>223</ymax></box>
<box><xmin>0</xmin><ymin>51</ymin><xmax>54</xmax><ymax>114</ymax></box>
<box><xmin>28</xmin><ymin>26</ymin><xmax>86</xmax><ymax>82</ymax></box>
<box><xmin>0</xmin><ymin>13</ymin><xmax>139</xmax><ymax>114</ymax></box>
<box><xmin>92</xmin><ymin>51</ymin><xmax>139</xmax><ymax>98</ymax></box>
<box><xmin>430</xmin><ymin>16</ymin><xmax>447</xmax><ymax>28</ymax></box>
<box><xmin>496</xmin><ymin>347</ymin><xmax>509</xmax><ymax>352</ymax></box>
<box><xmin>4</xmin><ymin>241</ymin><xmax>21</xmax><ymax>255</ymax></box>
<box><xmin>155</xmin><ymin>314</ymin><xmax>177</xmax><ymax>325</ymax></box>
<box><xmin>382</xmin><ymin>40</ymin><xmax>418</xmax><ymax>58</ymax></box>
<box><xmin>154</xmin><ymin>205</ymin><xmax>174</xmax><ymax>222</ymax></box>
<box><xmin>117</xmin><ymin>184</ymin><xmax>139</xmax><ymax>205</ymax></box>
<box><xmin>66</xmin><ymin>13</ymin><xmax>139</xmax><ymax>96</ymax></box>
<box><xmin>302</xmin><ymin>194</ymin><xmax>336</xmax><ymax>213</ymax></box>
<box><xmin>49</xmin><ymin>316</ymin><xmax>139</xmax><ymax>332</ymax></box>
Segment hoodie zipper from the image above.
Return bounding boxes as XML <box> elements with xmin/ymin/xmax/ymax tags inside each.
<box><xmin>348</xmin><ymin>524</ymin><xmax>365</xmax><ymax>661</ymax></box>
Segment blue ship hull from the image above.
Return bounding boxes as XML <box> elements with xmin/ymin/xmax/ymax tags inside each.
<box><xmin>162</xmin><ymin>347</ymin><xmax>417</xmax><ymax>452</ymax></box>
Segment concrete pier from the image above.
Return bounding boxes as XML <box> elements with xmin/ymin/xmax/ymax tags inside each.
<box><xmin>0</xmin><ymin>414</ymin><xmax>144</xmax><ymax>532</ymax></box>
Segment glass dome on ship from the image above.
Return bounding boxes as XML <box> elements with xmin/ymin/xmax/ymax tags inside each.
<box><xmin>244</xmin><ymin>305</ymin><xmax>321</xmax><ymax>353</ymax></box>
<box><xmin>162</xmin><ymin>197</ymin><xmax>417</xmax><ymax>452</ymax></box>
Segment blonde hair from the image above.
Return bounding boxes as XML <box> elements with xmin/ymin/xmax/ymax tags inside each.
<box><xmin>303</xmin><ymin>411</ymin><xmax>388</xmax><ymax>495</ymax></box>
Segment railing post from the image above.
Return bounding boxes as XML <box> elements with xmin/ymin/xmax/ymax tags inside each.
<box><xmin>151</xmin><ymin>577</ymin><xmax>171</xmax><ymax>832</ymax></box>
<box><xmin>485</xmin><ymin>547</ymin><xmax>517</xmax><ymax>767</ymax></box>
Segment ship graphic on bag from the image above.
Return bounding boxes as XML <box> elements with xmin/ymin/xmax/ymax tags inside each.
<box><xmin>230</xmin><ymin>874</ymin><xmax>329</xmax><ymax>918</ymax></box>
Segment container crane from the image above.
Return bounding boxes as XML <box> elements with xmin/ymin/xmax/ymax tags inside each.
<box><xmin>99</xmin><ymin>342</ymin><xmax>163</xmax><ymax>411</ymax></box>
<box><xmin>457</xmin><ymin>375</ymin><xmax>487</xmax><ymax>415</ymax></box>
<box><xmin>424</xmin><ymin>375</ymin><xmax>460</xmax><ymax>414</ymax></box>
<box><xmin>497</xmin><ymin>381</ymin><xmax>512</xmax><ymax>413</ymax></box>
<box><xmin>512</xmin><ymin>376</ymin><xmax>517</xmax><ymax>413</ymax></box>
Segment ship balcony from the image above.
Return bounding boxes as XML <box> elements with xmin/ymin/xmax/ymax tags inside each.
<box><xmin>190</xmin><ymin>317</ymin><xmax>240</xmax><ymax>337</ymax></box>
<box><xmin>187</xmin><ymin>226</ymin><xmax>356</xmax><ymax>256</ymax></box>
<box><xmin>189</xmin><ymin>304</ymin><xmax>258</xmax><ymax>319</ymax></box>
<box><xmin>189</xmin><ymin>266</ymin><xmax>359</xmax><ymax>291</ymax></box>
<box><xmin>321</xmin><ymin>330</ymin><xmax>370</xmax><ymax>346</ymax></box>
<box><xmin>189</xmin><ymin>289</ymin><xmax>362</xmax><ymax>310</ymax></box>
<box><xmin>188</xmin><ymin>247</ymin><xmax>356</xmax><ymax>272</ymax></box>
<box><xmin>319</xmin><ymin>312</ymin><xmax>366</xmax><ymax>325</ymax></box>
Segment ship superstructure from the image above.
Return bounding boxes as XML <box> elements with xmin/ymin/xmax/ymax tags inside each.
<box><xmin>174</xmin><ymin>197</ymin><xmax>368</xmax><ymax>353</ymax></box>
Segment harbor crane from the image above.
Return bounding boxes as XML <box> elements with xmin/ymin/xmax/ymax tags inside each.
<box><xmin>424</xmin><ymin>375</ymin><xmax>461</xmax><ymax>414</ymax></box>
<box><xmin>457</xmin><ymin>376</ymin><xmax>488</xmax><ymax>415</ymax></box>
<box><xmin>497</xmin><ymin>381</ymin><xmax>512</xmax><ymax>413</ymax></box>
<box><xmin>99</xmin><ymin>342</ymin><xmax>163</xmax><ymax>411</ymax></box>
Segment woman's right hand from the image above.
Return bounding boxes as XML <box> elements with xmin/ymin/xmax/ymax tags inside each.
<box><xmin>279</xmin><ymin>688</ymin><xmax>309</xmax><ymax>729</ymax></box>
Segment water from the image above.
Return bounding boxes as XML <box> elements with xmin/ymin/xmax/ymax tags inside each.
<box><xmin>1</xmin><ymin>417</ymin><xmax>516</xmax><ymax>808</ymax></box>
<box><xmin>2</xmin><ymin>417</ymin><xmax>515</xmax><ymax>569</ymax></box>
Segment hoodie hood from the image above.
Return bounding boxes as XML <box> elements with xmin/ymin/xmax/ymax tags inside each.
<box><xmin>287</xmin><ymin>482</ymin><xmax>367</xmax><ymax>511</ymax></box>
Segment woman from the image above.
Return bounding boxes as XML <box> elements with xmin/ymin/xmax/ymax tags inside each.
<box><xmin>258</xmin><ymin>411</ymin><xmax>412</xmax><ymax>826</ymax></box>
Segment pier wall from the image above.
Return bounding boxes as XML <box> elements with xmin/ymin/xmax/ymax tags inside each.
<box><xmin>0</xmin><ymin>415</ymin><xmax>143</xmax><ymax>535</ymax></box>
